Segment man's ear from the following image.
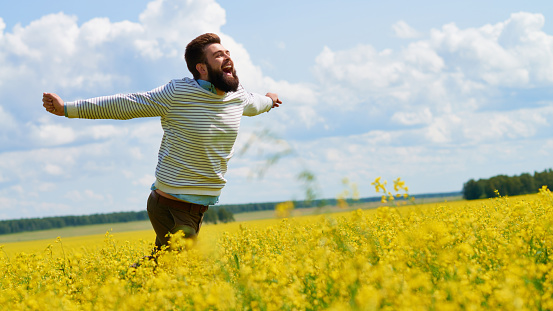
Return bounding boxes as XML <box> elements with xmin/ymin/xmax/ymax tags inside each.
<box><xmin>196</xmin><ymin>63</ymin><xmax>207</xmax><ymax>78</ymax></box>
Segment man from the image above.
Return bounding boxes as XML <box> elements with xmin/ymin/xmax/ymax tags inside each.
<box><xmin>42</xmin><ymin>33</ymin><xmax>281</xmax><ymax>252</ymax></box>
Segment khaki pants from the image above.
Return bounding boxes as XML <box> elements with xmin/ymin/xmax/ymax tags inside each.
<box><xmin>146</xmin><ymin>191</ymin><xmax>206</xmax><ymax>250</ymax></box>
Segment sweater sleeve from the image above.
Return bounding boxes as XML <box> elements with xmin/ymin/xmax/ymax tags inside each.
<box><xmin>65</xmin><ymin>81</ymin><xmax>175</xmax><ymax>119</ymax></box>
<box><xmin>241</xmin><ymin>91</ymin><xmax>273</xmax><ymax>117</ymax></box>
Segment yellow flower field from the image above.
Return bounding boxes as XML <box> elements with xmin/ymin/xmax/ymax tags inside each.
<box><xmin>1</xmin><ymin>187</ymin><xmax>553</xmax><ymax>310</ymax></box>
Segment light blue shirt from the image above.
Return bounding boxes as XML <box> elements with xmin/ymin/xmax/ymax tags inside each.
<box><xmin>150</xmin><ymin>183</ymin><xmax>218</xmax><ymax>206</ymax></box>
<box><xmin>196</xmin><ymin>79</ymin><xmax>218</xmax><ymax>94</ymax></box>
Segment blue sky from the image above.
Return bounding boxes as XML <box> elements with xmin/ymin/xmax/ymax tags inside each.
<box><xmin>1</xmin><ymin>0</ymin><xmax>552</xmax><ymax>219</ymax></box>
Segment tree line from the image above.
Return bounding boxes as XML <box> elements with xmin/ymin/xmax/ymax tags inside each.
<box><xmin>0</xmin><ymin>207</ymin><xmax>235</xmax><ymax>235</ymax></box>
<box><xmin>463</xmin><ymin>168</ymin><xmax>553</xmax><ymax>200</ymax></box>
<box><xmin>203</xmin><ymin>207</ymin><xmax>235</xmax><ymax>224</ymax></box>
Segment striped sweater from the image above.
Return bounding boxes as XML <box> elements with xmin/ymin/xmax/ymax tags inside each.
<box><xmin>66</xmin><ymin>77</ymin><xmax>273</xmax><ymax>196</ymax></box>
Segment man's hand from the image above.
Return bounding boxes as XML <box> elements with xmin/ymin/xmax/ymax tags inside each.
<box><xmin>266</xmin><ymin>93</ymin><xmax>282</xmax><ymax>108</ymax></box>
<box><xmin>42</xmin><ymin>93</ymin><xmax>65</xmax><ymax>116</ymax></box>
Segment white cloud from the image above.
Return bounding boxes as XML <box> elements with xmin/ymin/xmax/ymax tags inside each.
<box><xmin>134</xmin><ymin>39</ymin><xmax>164</xmax><ymax>60</ymax></box>
<box><xmin>0</xmin><ymin>17</ymin><xmax>5</xmax><ymax>35</ymax></box>
<box><xmin>403</xmin><ymin>41</ymin><xmax>444</xmax><ymax>73</ymax></box>
<box><xmin>89</xmin><ymin>125</ymin><xmax>124</xmax><ymax>140</ymax></box>
<box><xmin>32</xmin><ymin>202</ymin><xmax>73</xmax><ymax>215</ymax></box>
<box><xmin>462</xmin><ymin>104</ymin><xmax>553</xmax><ymax>143</ymax></box>
<box><xmin>312</xmin><ymin>11</ymin><xmax>553</xmax><ymax>150</ymax></box>
<box><xmin>392</xmin><ymin>20</ymin><xmax>421</xmax><ymax>39</ymax></box>
<box><xmin>29</xmin><ymin>121</ymin><xmax>77</xmax><ymax>146</ymax></box>
<box><xmin>84</xmin><ymin>189</ymin><xmax>104</xmax><ymax>200</ymax></box>
<box><xmin>425</xmin><ymin>114</ymin><xmax>462</xmax><ymax>143</ymax></box>
<box><xmin>430</xmin><ymin>12</ymin><xmax>553</xmax><ymax>87</ymax></box>
<box><xmin>542</xmin><ymin>139</ymin><xmax>553</xmax><ymax>156</ymax></box>
<box><xmin>139</xmin><ymin>0</ymin><xmax>226</xmax><ymax>46</ymax></box>
<box><xmin>133</xmin><ymin>174</ymin><xmax>155</xmax><ymax>187</ymax></box>
<box><xmin>0</xmin><ymin>13</ymin><xmax>133</xmax><ymax>109</ymax></box>
<box><xmin>65</xmin><ymin>190</ymin><xmax>84</xmax><ymax>202</ymax></box>
<box><xmin>38</xmin><ymin>183</ymin><xmax>56</xmax><ymax>192</ymax></box>
<box><xmin>80</xmin><ymin>18</ymin><xmax>143</xmax><ymax>47</ymax></box>
<box><xmin>0</xmin><ymin>105</ymin><xmax>16</xmax><ymax>130</ymax></box>
<box><xmin>3</xmin><ymin>13</ymin><xmax>78</xmax><ymax>60</ymax></box>
<box><xmin>44</xmin><ymin>164</ymin><xmax>64</xmax><ymax>175</ymax></box>
<box><xmin>392</xmin><ymin>107</ymin><xmax>433</xmax><ymax>126</ymax></box>
<box><xmin>0</xmin><ymin>0</ymin><xmax>230</xmax><ymax>111</ymax></box>
<box><xmin>129</xmin><ymin>147</ymin><xmax>144</xmax><ymax>160</ymax></box>
<box><xmin>317</xmin><ymin>11</ymin><xmax>553</xmax><ymax>103</ymax></box>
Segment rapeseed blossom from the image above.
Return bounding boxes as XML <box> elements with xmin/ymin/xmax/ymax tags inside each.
<box><xmin>372</xmin><ymin>177</ymin><xmax>413</xmax><ymax>204</ymax></box>
<box><xmin>0</xmin><ymin>188</ymin><xmax>552</xmax><ymax>310</ymax></box>
<box><xmin>275</xmin><ymin>201</ymin><xmax>295</xmax><ymax>218</ymax></box>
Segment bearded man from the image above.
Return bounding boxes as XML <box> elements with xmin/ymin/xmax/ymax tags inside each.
<box><xmin>42</xmin><ymin>33</ymin><xmax>282</xmax><ymax>252</ymax></box>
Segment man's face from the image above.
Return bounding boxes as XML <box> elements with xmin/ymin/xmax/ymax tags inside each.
<box><xmin>204</xmin><ymin>43</ymin><xmax>239</xmax><ymax>92</ymax></box>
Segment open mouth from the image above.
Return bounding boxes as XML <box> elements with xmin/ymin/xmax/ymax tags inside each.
<box><xmin>222</xmin><ymin>63</ymin><xmax>233</xmax><ymax>75</ymax></box>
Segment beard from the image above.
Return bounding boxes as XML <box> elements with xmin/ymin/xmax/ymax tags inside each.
<box><xmin>207</xmin><ymin>63</ymin><xmax>240</xmax><ymax>93</ymax></box>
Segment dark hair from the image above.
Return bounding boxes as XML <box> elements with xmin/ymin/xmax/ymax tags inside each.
<box><xmin>185</xmin><ymin>33</ymin><xmax>221</xmax><ymax>79</ymax></box>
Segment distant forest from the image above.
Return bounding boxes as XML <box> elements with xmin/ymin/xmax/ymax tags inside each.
<box><xmin>0</xmin><ymin>206</ymin><xmax>235</xmax><ymax>235</ymax></box>
<box><xmin>463</xmin><ymin>168</ymin><xmax>553</xmax><ymax>200</ymax></box>
<box><xmin>0</xmin><ymin>192</ymin><xmax>462</xmax><ymax>235</ymax></box>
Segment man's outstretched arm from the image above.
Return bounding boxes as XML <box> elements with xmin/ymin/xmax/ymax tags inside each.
<box><xmin>242</xmin><ymin>90</ymin><xmax>283</xmax><ymax>117</ymax></box>
<box><xmin>42</xmin><ymin>93</ymin><xmax>65</xmax><ymax>117</ymax></box>
<box><xmin>266</xmin><ymin>92</ymin><xmax>282</xmax><ymax>108</ymax></box>
<box><xmin>41</xmin><ymin>81</ymin><xmax>175</xmax><ymax>120</ymax></box>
